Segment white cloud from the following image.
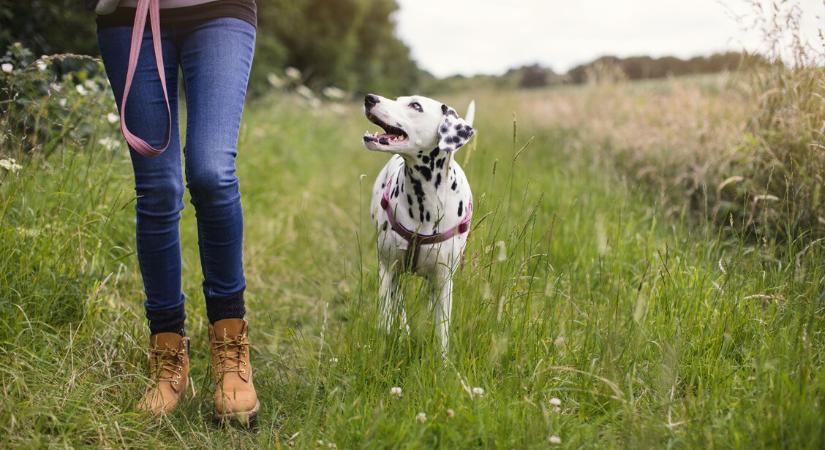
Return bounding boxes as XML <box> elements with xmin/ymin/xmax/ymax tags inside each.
<box><xmin>395</xmin><ymin>0</ymin><xmax>824</xmax><ymax>77</ymax></box>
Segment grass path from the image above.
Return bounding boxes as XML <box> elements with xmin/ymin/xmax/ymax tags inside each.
<box><xmin>1</xmin><ymin>90</ymin><xmax>823</xmax><ymax>448</ymax></box>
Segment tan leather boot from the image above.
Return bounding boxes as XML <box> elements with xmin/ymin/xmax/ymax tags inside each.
<box><xmin>209</xmin><ymin>319</ymin><xmax>259</xmax><ymax>424</ymax></box>
<box><xmin>136</xmin><ymin>332</ymin><xmax>189</xmax><ymax>416</ymax></box>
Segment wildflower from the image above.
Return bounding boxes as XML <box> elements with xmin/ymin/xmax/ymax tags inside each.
<box><xmin>267</xmin><ymin>73</ymin><xmax>284</xmax><ymax>88</ymax></box>
<box><xmin>446</xmin><ymin>408</ymin><xmax>455</xmax><ymax>418</ymax></box>
<box><xmin>35</xmin><ymin>60</ymin><xmax>48</xmax><ymax>71</ymax></box>
<box><xmin>549</xmin><ymin>397</ymin><xmax>561</xmax><ymax>407</ymax></box>
<box><xmin>75</xmin><ymin>84</ymin><xmax>88</xmax><ymax>96</ymax></box>
<box><xmin>1</xmin><ymin>63</ymin><xmax>13</xmax><ymax>73</ymax></box>
<box><xmin>106</xmin><ymin>112</ymin><xmax>119</xmax><ymax>124</ymax></box>
<box><xmin>58</xmin><ymin>98</ymin><xmax>67</xmax><ymax>108</ymax></box>
<box><xmin>49</xmin><ymin>82</ymin><xmax>62</xmax><ymax>93</ymax></box>
<box><xmin>322</xmin><ymin>86</ymin><xmax>346</xmax><ymax>100</ymax></box>
<box><xmin>328</xmin><ymin>357</ymin><xmax>338</xmax><ymax>364</ymax></box>
<box><xmin>548</xmin><ymin>435</ymin><xmax>562</xmax><ymax>445</ymax></box>
<box><xmin>285</xmin><ymin>66</ymin><xmax>301</xmax><ymax>80</ymax></box>
<box><xmin>472</xmin><ymin>387</ymin><xmax>485</xmax><ymax>396</ymax></box>
<box><xmin>415</xmin><ymin>412</ymin><xmax>427</xmax><ymax>423</ymax></box>
<box><xmin>84</xmin><ymin>79</ymin><xmax>100</xmax><ymax>92</ymax></box>
<box><xmin>481</xmin><ymin>282</ymin><xmax>492</xmax><ymax>300</ymax></box>
<box><xmin>390</xmin><ymin>387</ymin><xmax>402</xmax><ymax>397</ymax></box>
<box><xmin>295</xmin><ymin>85</ymin><xmax>314</xmax><ymax>100</ymax></box>
<box><xmin>98</xmin><ymin>137</ymin><xmax>119</xmax><ymax>151</ymax></box>
<box><xmin>0</xmin><ymin>158</ymin><xmax>22</xmax><ymax>173</ymax></box>
<box><xmin>495</xmin><ymin>240</ymin><xmax>507</xmax><ymax>261</ymax></box>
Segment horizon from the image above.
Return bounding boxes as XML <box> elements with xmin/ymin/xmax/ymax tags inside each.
<box><xmin>395</xmin><ymin>0</ymin><xmax>824</xmax><ymax>78</ymax></box>
<box><xmin>419</xmin><ymin>50</ymin><xmax>756</xmax><ymax>79</ymax></box>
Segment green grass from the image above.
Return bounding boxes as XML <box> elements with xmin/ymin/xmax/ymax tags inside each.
<box><xmin>1</xmin><ymin>89</ymin><xmax>824</xmax><ymax>449</ymax></box>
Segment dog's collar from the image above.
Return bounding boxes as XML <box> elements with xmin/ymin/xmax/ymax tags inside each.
<box><xmin>380</xmin><ymin>172</ymin><xmax>472</xmax><ymax>247</ymax></box>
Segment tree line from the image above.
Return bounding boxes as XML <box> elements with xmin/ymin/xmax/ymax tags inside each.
<box><xmin>423</xmin><ymin>52</ymin><xmax>769</xmax><ymax>93</ymax></box>
<box><xmin>1</xmin><ymin>1</ymin><xmax>768</xmax><ymax>97</ymax></box>
<box><xmin>0</xmin><ymin>0</ymin><xmax>419</xmax><ymax>96</ymax></box>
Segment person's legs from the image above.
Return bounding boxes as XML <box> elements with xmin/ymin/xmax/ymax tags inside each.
<box><xmin>178</xmin><ymin>18</ymin><xmax>255</xmax><ymax>323</ymax></box>
<box><xmin>98</xmin><ymin>26</ymin><xmax>186</xmax><ymax>335</ymax></box>
<box><xmin>179</xmin><ymin>17</ymin><xmax>259</xmax><ymax>424</ymax></box>
<box><xmin>98</xmin><ymin>25</ymin><xmax>190</xmax><ymax>417</ymax></box>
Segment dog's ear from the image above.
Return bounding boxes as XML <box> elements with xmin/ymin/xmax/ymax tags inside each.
<box><xmin>438</xmin><ymin>104</ymin><xmax>474</xmax><ymax>152</ymax></box>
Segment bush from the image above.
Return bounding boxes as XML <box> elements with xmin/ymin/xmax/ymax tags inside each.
<box><xmin>0</xmin><ymin>42</ymin><xmax>120</xmax><ymax>161</ymax></box>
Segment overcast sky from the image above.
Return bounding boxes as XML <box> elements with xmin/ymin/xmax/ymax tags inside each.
<box><xmin>395</xmin><ymin>0</ymin><xmax>824</xmax><ymax>77</ymax></box>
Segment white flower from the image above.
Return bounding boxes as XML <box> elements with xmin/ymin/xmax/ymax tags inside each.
<box><xmin>285</xmin><ymin>66</ymin><xmax>302</xmax><ymax>80</ymax></box>
<box><xmin>472</xmin><ymin>387</ymin><xmax>485</xmax><ymax>396</ymax></box>
<box><xmin>549</xmin><ymin>397</ymin><xmax>561</xmax><ymax>407</ymax></box>
<box><xmin>322</xmin><ymin>86</ymin><xmax>346</xmax><ymax>100</ymax></box>
<box><xmin>75</xmin><ymin>84</ymin><xmax>88</xmax><ymax>96</ymax></box>
<box><xmin>267</xmin><ymin>73</ymin><xmax>284</xmax><ymax>88</ymax></box>
<box><xmin>0</xmin><ymin>158</ymin><xmax>22</xmax><ymax>173</ymax></box>
<box><xmin>495</xmin><ymin>240</ymin><xmax>507</xmax><ymax>261</ymax></box>
<box><xmin>390</xmin><ymin>387</ymin><xmax>402</xmax><ymax>397</ymax></box>
<box><xmin>415</xmin><ymin>412</ymin><xmax>427</xmax><ymax>423</ymax></box>
<box><xmin>481</xmin><ymin>282</ymin><xmax>492</xmax><ymax>300</ymax></box>
<box><xmin>446</xmin><ymin>408</ymin><xmax>455</xmax><ymax>418</ymax></box>
<box><xmin>328</xmin><ymin>357</ymin><xmax>338</xmax><ymax>364</ymax></box>
<box><xmin>548</xmin><ymin>435</ymin><xmax>562</xmax><ymax>445</ymax></box>
<box><xmin>35</xmin><ymin>59</ymin><xmax>48</xmax><ymax>71</ymax></box>
<box><xmin>98</xmin><ymin>137</ymin><xmax>119</xmax><ymax>151</ymax></box>
<box><xmin>58</xmin><ymin>98</ymin><xmax>67</xmax><ymax>108</ymax></box>
<box><xmin>106</xmin><ymin>113</ymin><xmax>119</xmax><ymax>124</ymax></box>
<box><xmin>49</xmin><ymin>82</ymin><xmax>62</xmax><ymax>93</ymax></box>
<box><xmin>84</xmin><ymin>79</ymin><xmax>99</xmax><ymax>92</ymax></box>
<box><xmin>295</xmin><ymin>85</ymin><xmax>314</xmax><ymax>99</ymax></box>
<box><xmin>1</xmin><ymin>63</ymin><xmax>13</xmax><ymax>73</ymax></box>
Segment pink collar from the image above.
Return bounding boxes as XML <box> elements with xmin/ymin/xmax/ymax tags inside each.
<box><xmin>380</xmin><ymin>171</ymin><xmax>472</xmax><ymax>247</ymax></box>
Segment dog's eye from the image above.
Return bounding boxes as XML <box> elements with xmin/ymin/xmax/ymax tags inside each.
<box><xmin>408</xmin><ymin>102</ymin><xmax>423</xmax><ymax>112</ymax></box>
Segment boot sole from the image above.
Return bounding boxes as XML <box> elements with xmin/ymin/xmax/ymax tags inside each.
<box><xmin>213</xmin><ymin>400</ymin><xmax>260</xmax><ymax>428</ymax></box>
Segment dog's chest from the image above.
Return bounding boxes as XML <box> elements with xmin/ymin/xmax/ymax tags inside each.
<box><xmin>370</xmin><ymin>155</ymin><xmax>472</xmax><ymax>274</ymax></box>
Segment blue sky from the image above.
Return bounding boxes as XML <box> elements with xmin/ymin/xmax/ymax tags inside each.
<box><xmin>395</xmin><ymin>0</ymin><xmax>824</xmax><ymax>77</ymax></box>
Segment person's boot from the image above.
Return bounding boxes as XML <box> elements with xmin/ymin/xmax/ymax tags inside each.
<box><xmin>209</xmin><ymin>318</ymin><xmax>259</xmax><ymax>425</ymax></box>
<box><xmin>136</xmin><ymin>332</ymin><xmax>189</xmax><ymax>416</ymax></box>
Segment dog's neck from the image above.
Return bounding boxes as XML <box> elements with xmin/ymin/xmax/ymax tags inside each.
<box><xmin>393</xmin><ymin>147</ymin><xmax>454</xmax><ymax>230</ymax></box>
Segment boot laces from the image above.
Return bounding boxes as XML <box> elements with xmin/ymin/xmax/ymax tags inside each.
<box><xmin>213</xmin><ymin>334</ymin><xmax>249</xmax><ymax>377</ymax></box>
<box><xmin>149</xmin><ymin>346</ymin><xmax>185</xmax><ymax>385</ymax></box>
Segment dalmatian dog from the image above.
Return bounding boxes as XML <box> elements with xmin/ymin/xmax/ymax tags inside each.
<box><xmin>362</xmin><ymin>93</ymin><xmax>475</xmax><ymax>358</ymax></box>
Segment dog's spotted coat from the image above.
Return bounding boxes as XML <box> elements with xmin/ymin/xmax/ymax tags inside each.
<box><xmin>362</xmin><ymin>94</ymin><xmax>475</xmax><ymax>358</ymax></box>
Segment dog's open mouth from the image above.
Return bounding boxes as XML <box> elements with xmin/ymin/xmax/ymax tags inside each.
<box><xmin>363</xmin><ymin>112</ymin><xmax>408</xmax><ymax>145</ymax></box>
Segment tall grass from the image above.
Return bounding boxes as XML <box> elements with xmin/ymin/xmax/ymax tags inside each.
<box><xmin>1</xmin><ymin>85</ymin><xmax>824</xmax><ymax>447</ymax></box>
<box><xmin>501</xmin><ymin>0</ymin><xmax>825</xmax><ymax>243</ymax></box>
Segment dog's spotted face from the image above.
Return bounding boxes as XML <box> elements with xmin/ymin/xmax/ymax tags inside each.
<box><xmin>363</xmin><ymin>94</ymin><xmax>474</xmax><ymax>155</ymax></box>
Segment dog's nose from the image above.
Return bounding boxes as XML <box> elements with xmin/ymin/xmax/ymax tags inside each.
<box><xmin>364</xmin><ymin>94</ymin><xmax>379</xmax><ymax>109</ymax></box>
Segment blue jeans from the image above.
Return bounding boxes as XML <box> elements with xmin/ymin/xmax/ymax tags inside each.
<box><xmin>98</xmin><ymin>18</ymin><xmax>255</xmax><ymax>323</ymax></box>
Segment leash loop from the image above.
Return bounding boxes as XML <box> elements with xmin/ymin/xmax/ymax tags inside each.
<box><xmin>119</xmin><ymin>0</ymin><xmax>172</xmax><ymax>157</ymax></box>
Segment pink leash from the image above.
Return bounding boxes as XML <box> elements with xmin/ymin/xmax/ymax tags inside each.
<box><xmin>119</xmin><ymin>0</ymin><xmax>171</xmax><ymax>157</ymax></box>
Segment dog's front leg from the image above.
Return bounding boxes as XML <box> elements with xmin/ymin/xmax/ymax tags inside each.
<box><xmin>378</xmin><ymin>262</ymin><xmax>406</xmax><ymax>333</ymax></box>
<box><xmin>431</xmin><ymin>271</ymin><xmax>453</xmax><ymax>359</ymax></box>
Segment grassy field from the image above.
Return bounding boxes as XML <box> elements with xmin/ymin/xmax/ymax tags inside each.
<box><xmin>1</xmin><ymin>80</ymin><xmax>824</xmax><ymax>448</ymax></box>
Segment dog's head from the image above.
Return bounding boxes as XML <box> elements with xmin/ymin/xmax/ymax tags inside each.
<box><xmin>362</xmin><ymin>94</ymin><xmax>474</xmax><ymax>155</ymax></box>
